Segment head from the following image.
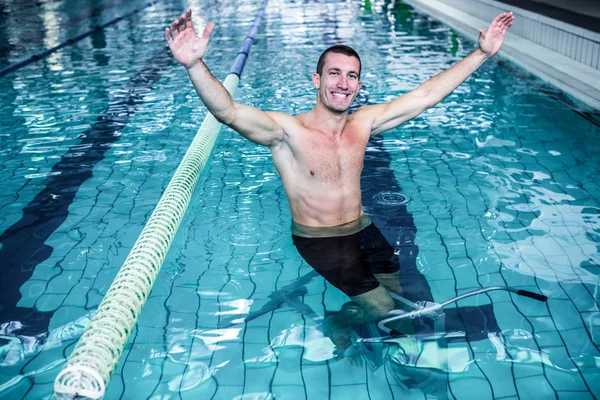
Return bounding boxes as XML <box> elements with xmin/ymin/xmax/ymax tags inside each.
<box><xmin>313</xmin><ymin>45</ymin><xmax>362</xmax><ymax>113</ymax></box>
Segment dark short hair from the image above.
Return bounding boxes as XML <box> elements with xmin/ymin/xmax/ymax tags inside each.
<box><xmin>316</xmin><ymin>45</ymin><xmax>361</xmax><ymax>78</ymax></box>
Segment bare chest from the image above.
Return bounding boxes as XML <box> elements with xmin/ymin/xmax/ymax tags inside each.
<box><xmin>294</xmin><ymin>128</ymin><xmax>369</xmax><ymax>181</ymax></box>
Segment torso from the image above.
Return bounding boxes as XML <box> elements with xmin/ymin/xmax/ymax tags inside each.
<box><xmin>269</xmin><ymin>109</ymin><xmax>373</xmax><ymax>227</ymax></box>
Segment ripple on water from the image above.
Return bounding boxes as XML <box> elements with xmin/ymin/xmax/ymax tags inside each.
<box><xmin>373</xmin><ymin>191</ymin><xmax>412</xmax><ymax>206</ymax></box>
<box><xmin>208</xmin><ymin>217</ymin><xmax>286</xmax><ymax>247</ymax></box>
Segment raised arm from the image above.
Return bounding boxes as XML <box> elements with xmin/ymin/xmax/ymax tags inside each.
<box><xmin>165</xmin><ymin>10</ymin><xmax>284</xmax><ymax>146</ymax></box>
<box><xmin>366</xmin><ymin>12</ymin><xmax>514</xmax><ymax>135</ymax></box>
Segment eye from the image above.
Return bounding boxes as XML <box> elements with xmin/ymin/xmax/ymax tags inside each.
<box><xmin>349</xmin><ymin>74</ymin><xmax>357</xmax><ymax>79</ymax></box>
<box><xmin>329</xmin><ymin>71</ymin><xmax>339</xmax><ymax>75</ymax></box>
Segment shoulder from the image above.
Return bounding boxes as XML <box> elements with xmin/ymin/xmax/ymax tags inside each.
<box><xmin>348</xmin><ymin>104</ymin><xmax>386</xmax><ymax>129</ymax></box>
<box><xmin>351</xmin><ymin>103</ymin><xmax>387</xmax><ymax>120</ymax></box>
<box><xmin>263</xmin><ymin>111</ymin><xmax>306</xmax><ymax>149</ymax></box>
<box><xmin>266</xmin><ymin>111</ymin><xmax>301</xmax><ymax>124</ymax></box>
<box><xmin>270</xmin><ymin>111</ymin><xmax>317</xmax><ymax>132</ymax></box>
<box><xmin>265</xmin><ymin>111</ymin><xmax>306</xmax><ymax>132</ymax></box>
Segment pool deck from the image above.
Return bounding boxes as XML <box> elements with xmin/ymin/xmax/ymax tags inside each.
<box><xmin>405</xmin><ymin>0</ymin><xmax>600</xmax><ymax>111</ymax></box>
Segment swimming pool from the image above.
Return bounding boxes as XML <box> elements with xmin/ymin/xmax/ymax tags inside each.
<box><xmin>1</xmin><ymin>0</ymin><xmax>599</xmax><ymax>398</ymax></box>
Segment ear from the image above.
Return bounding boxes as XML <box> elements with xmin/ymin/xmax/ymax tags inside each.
<box><xmin>312</xmin><ymin>72</ymin><xmax>320</xmax><ymax>89</ymax></box>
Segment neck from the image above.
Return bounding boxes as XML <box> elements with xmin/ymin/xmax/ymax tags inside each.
<box><xmin>309</xmin><ymin>102</ymin><xmax>349</xmax><ymax>137</ymax></box>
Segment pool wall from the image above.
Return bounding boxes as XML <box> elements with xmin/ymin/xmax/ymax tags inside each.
<box><xmin>405</xmin><ymin>0</ymin><xmax>600</xmax><ymax>110</ymax></box>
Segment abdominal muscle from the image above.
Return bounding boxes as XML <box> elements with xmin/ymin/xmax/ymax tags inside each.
<box><xmin>285</xmin><ymin>177</ymin><xmax>364</xmax><ymax>227</ymax></box>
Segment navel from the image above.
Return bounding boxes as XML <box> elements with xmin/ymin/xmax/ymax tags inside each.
<box><xmin>310</xmin><ymin>170</ymin><xmax>315</xmax><ymax>176</ymax></box>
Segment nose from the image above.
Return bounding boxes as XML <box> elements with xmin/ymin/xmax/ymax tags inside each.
<box><xmin>337</xmin><ymin>75</ymin><xmax>349</xmax><ymax>90</ymax></box>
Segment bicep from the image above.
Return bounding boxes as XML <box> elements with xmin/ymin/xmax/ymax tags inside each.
<box><xmin>228</xmin><ymin>103</ymin><xmax>285</xmax><ymax>146</ymax></box>
<box><xmin>369</xmin><ymin>89</ymin><xmax>431</xmax><ymax>135</ymax></box>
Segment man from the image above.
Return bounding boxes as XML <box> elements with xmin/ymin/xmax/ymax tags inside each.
<box><xmin>165</xmin><ymin>10</ymin><xmax>514</xmax><ymax>335</ymax></box>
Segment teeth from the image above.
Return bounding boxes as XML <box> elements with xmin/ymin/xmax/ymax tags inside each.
<box><xmin>332</xmin><ymin>93</ymin><xmax>348</xmax><ymax>98</ymax></box>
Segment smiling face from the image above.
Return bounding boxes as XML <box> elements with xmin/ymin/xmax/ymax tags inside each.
<box><xmin>313</xmin><ymin>52</ymin><xmax>362</xmax><ymax>114</ymax></box>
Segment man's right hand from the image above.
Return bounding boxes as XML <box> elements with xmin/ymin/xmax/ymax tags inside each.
<box><xmin>166</xmin><ymin>9</ymin><xmax>285</xmax><ymax>148</ymax></box>
<box><xmin>165</xmin><ymin>9</ymin><xmax>214</xmax><ymax>69</ymax></box>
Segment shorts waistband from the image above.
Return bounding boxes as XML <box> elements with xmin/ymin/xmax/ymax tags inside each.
<box><xmin>291</xmin><ymin>214</ymin><xmax>372</xmax><ymax>238</ymax></box>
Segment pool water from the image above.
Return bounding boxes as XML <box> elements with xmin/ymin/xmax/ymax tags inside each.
<box><xmin>1</xmin><ymin>0</ymin><xmax>599</xmax><ymax>399</ymax></box>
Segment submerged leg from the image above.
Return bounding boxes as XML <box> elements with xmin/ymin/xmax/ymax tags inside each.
<box><xmin>324</xmin><ymin>284</ymin><xmax>395</xmax><ymax>354</ymax></box>
<box><xmin>374</xmin><ymin>270</ymin><xmax>402</xmax><ymax>296</ymax></box>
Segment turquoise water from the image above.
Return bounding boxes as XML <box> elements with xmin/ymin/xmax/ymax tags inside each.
<box><xmin>1</xmin><ymin>0</ymin><xmax>599</xmax><ymax>399</ymax></box>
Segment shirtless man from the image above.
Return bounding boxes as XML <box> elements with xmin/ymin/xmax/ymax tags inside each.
<box><xmin>165</xmin><ymin>10</ymin><xmax>514</xmax><ymax>338</ymax></box>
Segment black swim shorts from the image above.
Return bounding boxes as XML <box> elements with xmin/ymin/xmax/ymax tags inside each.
<box><xmin>292</xmin><ymin>216</ymin><xmax>400</xmax><ymax>297</ymax></box>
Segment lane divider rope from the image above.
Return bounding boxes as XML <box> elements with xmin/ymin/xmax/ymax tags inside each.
<box><xmin>53</xmin><ymin>1</ymin><xmax>268</xmax><ymax>398</ymax></box>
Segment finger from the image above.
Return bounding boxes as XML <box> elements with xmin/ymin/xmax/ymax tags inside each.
<box><xmin>501</xmin><ymin>13</ymin><xmax>513</xmax><ymax>24</ymax></box>
<box><xmin>479</xmin><ymin>28</ymin><xmax>484</xmax><ymax>38</ymax></box>
<box><xmin>177</xmin><ymin>14</ymin><xmax>185</xmax><ymax>33</ymax></box>
<box><xmin>502</xmin><ymin>12</ymin><xmax>514</xmax><ymax>26</ymax></box>
<box><xmin>165</xmin><ymin>27</ymin><xmax>172</xmax><ymax>43</ymax></box>
<box><xmin>499</xmin><ymin>23</ymin><xmax>511</xmax><ymax>36</ymax></box>
<box><xmin>496</xmin><ymin>17</ymin><xmax>507</xmax><ymax>30</ymax></box>
<box><xmin>507</xmin><ymin>15</ymin><xmax>515</xmax><ymax>27</ymax></box>
<box><xmin>493</xmin><ymin>15</ymin><xmax>510</xmax><ymax>32</ymax></box>
<box><xmin>491</xmin><ymin>12</ymin><xmax>505</xmax><ymax>27</ymax></box>
<box><xmin>171</xmin><ymin>19</ymin><xmax>180</xmax><ymax>38</ymax></box>
<box><xmin>501</xmin><ymin>15</ymin><xmax>514</xmax><ymax>30</ymax></box>
<box><xmin>496</xmin><ymin>12</ymin><xmax>510</xmax><ymax>28</ymax></box>
<box><xmin>203</xmin><ymin>22</ymin><xmax>215</xmax><ymax>38</ymax></box>
<box><xmin>186</xmin><ymin>9</ymin><xmax>192</xmax><ymax>26</ymax></box>
<box><xmin>497</xmin><ymin>14</ymin><xmax>510</xmax><ymax>28</ymax></box>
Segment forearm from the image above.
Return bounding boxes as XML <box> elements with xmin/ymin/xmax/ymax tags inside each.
<box><xmin>418</xmin><ymin>48</ymin><xmax>490</xmax><ymax>107</ymax></box>
<box><xmin>186</xmin><ymin>61</ymin><xmax>236</xmax><ymax>123</ymax></box>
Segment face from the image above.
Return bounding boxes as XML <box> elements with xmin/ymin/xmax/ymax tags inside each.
<box><xmin>313</xmin><ymin>52</ymin><xmax>361</xmax><ymax>113</ymax></box>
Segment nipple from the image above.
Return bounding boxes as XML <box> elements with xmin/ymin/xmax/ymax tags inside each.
<box><xmin>310</xmin><ymin>170</ymin><xmax>315</xmax><ymax>176</ymax></box>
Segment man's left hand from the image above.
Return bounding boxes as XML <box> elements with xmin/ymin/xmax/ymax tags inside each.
<box><xmin>478</xmin><ymin>12</ymin><xmax>514</xmax><ymax>58</ymax></box>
